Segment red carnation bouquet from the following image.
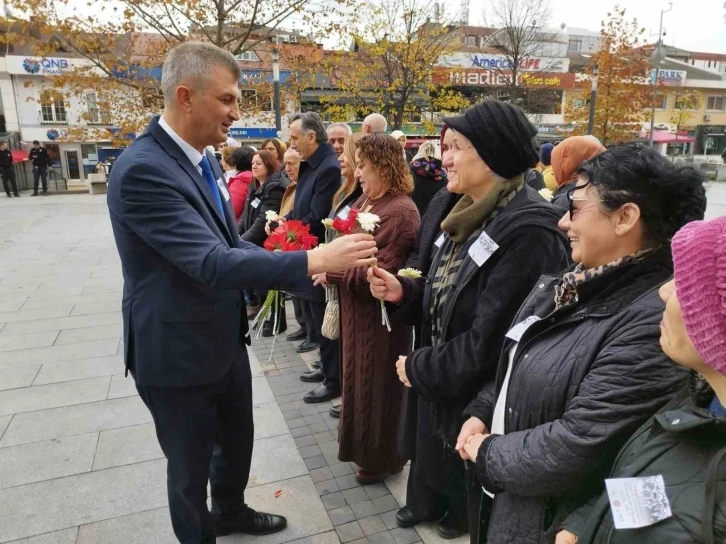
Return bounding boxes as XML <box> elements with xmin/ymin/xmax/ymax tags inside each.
<box><xmin>250</xmin><ymin>220</ymin><xmax>318</xmax><ymax>358</ymax></box>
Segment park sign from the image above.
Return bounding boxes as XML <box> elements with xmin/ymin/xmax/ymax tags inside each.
<box><xmin>5</xmin><ymin>55</ymin><xmax>96</xmax><ymax>76</ymax></box>
<box><xmin>432</xmin><ymin>68</ymin><xmax>575</xmax><ymax>89</ymax></box>
<box><xmin>649</xmin><ymin>69</ymin><xmax>687</xmax><ymax>86</ymax></box>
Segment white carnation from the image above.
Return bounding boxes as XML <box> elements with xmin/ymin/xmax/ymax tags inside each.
<box><xmin>538</xmin><ymin>188</ymin><xmax>554</xmax><ymax>202</ymax></box>
<box><xmin>265</xmin><ymin>210</ymin><xmax>279</xmax><ymax>221</ymax></box>
<box><xmin>356</xmin><ymin>212</ymin><xmax>381</xmax><ymax>233</ymax></box>
<box><xmin>321</xmin><ymin>218</ymin><xmax>334</xmax><ymax>228</ymax></box>
<box><xmin>398</xmin><ymin>268</ymin><xmax>423</xmax><ymax>279</ymax></box>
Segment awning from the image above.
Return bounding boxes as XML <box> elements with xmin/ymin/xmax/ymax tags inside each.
<box><xmin>652</xmin><ymin>132</ymin><xmax>695</xmax><ymax>144</ymax></box>
<box><xmin>11</xmin><ymin>150</ymin><xmax>29</xmax><ymax>162</ymax></box>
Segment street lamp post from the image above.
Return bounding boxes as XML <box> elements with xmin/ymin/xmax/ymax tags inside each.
<box><xmin>272</xmin><ymin>40</ymin><xmax>282</xmax><ymax>133</ymax></box>
<box><xmin>648</xmin><ymin>3</ymin><xmax>673</xmax><ymax>148</ymax></box>
<box><xmin>587</xmin><ymin>63</ymin><xmax>599</xmax><ymax>135</ymax></box>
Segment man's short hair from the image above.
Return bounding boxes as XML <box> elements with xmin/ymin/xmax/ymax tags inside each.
<box><xmin>327</xmin><ymin>122</ymin><xmax>352</xmax><ymax>136</ymax></box>
<box><xmin>284</xmin><ymin>148</ymin><xmax>301</xmax><ymax>160</ymax></box>
<box><xmin>289</xmin><ymin>112</ymin><xmax>327</xmax><ymax>145</ymax></box>
<box><xmin>363</xmin><ymin>114</ymin><xmax>388</xmax><ymax>133</ymax></box>
<box><xmin>32</xmin><ymin>140</ymin><xmax>40</xmax><ymax>145</ymax></box>
<box><xmin>161</xmin><ymin>42</ymin><xmax>241</xmax><ymax>107</ymax></box>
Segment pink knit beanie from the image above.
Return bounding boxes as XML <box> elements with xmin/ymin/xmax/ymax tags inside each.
<box><xmin>672</xmin><ymin>216</ymin><xmax>726</xmax><ymax>374</ymax></box>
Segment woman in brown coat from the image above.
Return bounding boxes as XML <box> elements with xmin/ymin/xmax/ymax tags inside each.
<box><xmin>314</xmin><ymin>133</ymin><xmax>420</xmax><ymax>484</ymax></box>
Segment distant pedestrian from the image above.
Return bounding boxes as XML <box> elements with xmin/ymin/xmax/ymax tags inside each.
<box><xmin>409</xmin><ymin>141</ymin><xmax>447</xmax><ymax>216</ymax></box>
<box><xmin>0</xmin><ymin>141</ymin><xmax>19</xmax><ymax>197</ymax></box>
<box><xmin>540</xmin><ymin>142</ymin><xmax>556</xmax><ymax>190</ymax></box>
<box><xmin>29</xmin><ymin>140</ymin><xmax>50</xmax><ymax>196</ymax></box>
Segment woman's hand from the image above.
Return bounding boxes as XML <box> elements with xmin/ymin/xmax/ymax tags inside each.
<box><xmin>462</xmin><ymin>433</ymin><xmax>487</xmax><ymax>462</ymax></box>
<box><xmin>456</xmin><ymin>416</ymin><xmax>488</xmax><ymax>459</ymax></box>
<box><xmin>368</xmin><ymin>267</ymin><xmax>403</xmax><ymax>303</ymax></box>
<box><xmin>265</xmin><ymin>216</ymin><xmax>286</xmax><ymax>235</ymax></box>
<box><xmin>312</xmin><ymin>273</ymin><xmax>328</xmax><ymax>288</ymax></box>
<box><xmin>395</xmin><ymin>355</ymin><xmax>412</xmax><ymax>387</ymax></box>
<box><xmin>555</xmin><ymin>530</ymin><xmax>578</xmax><ymax>544</ymax></box>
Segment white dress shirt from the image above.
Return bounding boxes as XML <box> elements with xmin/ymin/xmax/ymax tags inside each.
<box><xmin>159</xmin><ymin>116</ymin><xmax>203</xmax><ymax>175</ymax></box>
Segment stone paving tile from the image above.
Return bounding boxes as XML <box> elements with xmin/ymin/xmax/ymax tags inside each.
<box><xmin>0</xmin><ymin>396</ymin><xmax>152</xmax><ymax>447</ymax></box>
<box><xmin>335</xmin><ymin>521</ymin><xmax>365</xmax><ymax>543</ymax></box>
<box><xmin>0</xmin><ymin>338</ymin><xmax>120</xmax><ymax>371</ymax></box>
<box><xmin>0</xmin><ymin>332</ymin><xmax>60</xmax><ymax>352</ymax></box>
<box><xmin>0</xmin><ymin>366</ymin><xmax>41</xmax><ymax>392</ymax></box>
<box><xmin>359</xmin><ymin>515</ymin><xmax>387</xmax><ymax>537</ymax></box>
<box><xmin>0</xmin><ymin>433</ymin><xmax>98</xmax><ymax>489</ymax></box>
<box><xmin>0</xmin><ymin>313</ymin><xmax>122</xmax><ymax>338</ymax></box>
<box><xmin>69</xmin><ymin>301</ymin><xmax>122</xmax><ymax>317</ymax></box>
<box><xmin>92</xmin><ymin>423</ymin><xmax>162</xmax><ymax>471</ymax></box>
<box><xmin>7</xmin><ymin>527</ymin><xmax>79</xmax><ymax>544</ymax></box>
<box><xmin>0</xmin><ymin>415</ymin><xmax>11</xmax><ymax>441</ymax></box>
<box><xmin>0</xmin><ymin>376</ymin><xmax>112</xmax><ymax>417</ymax></box>
<box><xmin>54</xmin><ymin>324</ymin><xmax>122</xmax><ymax>345</ymax></box>
<box><xmin>328</xmin><ymin>506</ymin><xmax>356</xmax><ymax>526</ymax></box>
<box><xmin>106</xmin><ymin>374</ymin><xmax>137</xmax><ymax>400</ymax></box>
<box><xmin>0</xmin><ymin>305</ymin><xmax>74</xmax><ymax>324</ymax></box>
<box><xmin>32</xmin><ymin>355</ymin><xmax>124</xmax><ymax>386</ymax></box>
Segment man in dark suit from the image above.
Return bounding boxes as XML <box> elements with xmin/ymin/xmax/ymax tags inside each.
<box><xmin>107</xmin><ymin>42</ymin><xmax>376</xmax><ymax>544</ymax></box>
<box><xmin>28</xmin><ymin>140</ymin><xmax>50</xmax><ymax>196</ymax></box>
<box><xmin>278</xmin><ymin>112</ymin><xmax>343</xmax><ymax>403</ymax></box>
<box><xmin>0</xmin><ymin>141</ymin><xmax>19</xmax><ymax>197</ymax></box>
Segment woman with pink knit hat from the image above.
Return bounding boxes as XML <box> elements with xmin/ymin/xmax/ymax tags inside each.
<box><xmin>557</xmin><ymin>215</ymin><xmax>726</xmax><ymax>544</ymax></box>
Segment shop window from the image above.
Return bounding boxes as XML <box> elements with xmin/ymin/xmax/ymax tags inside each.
<box><xmin>464</xmin><ymin>35</ymin><xmax>478</xmax><ymax>47</ymax></box>
<box><xmin>568</xmin><ymin>40</ymin><xmax>582</xmax><ymax>52</ymax></box>
<box><xmin>654</xmin><ymin>93</ymin><xmax>668</xmax><ymax>110</ymax></box>
<box><xmin>236</xmin><ymin>51</ymin><xmax>260</xmax><ymax>62</ymax></box>
<box><xmin>706</xmin><ymin>96</ymin><xmax>726</xmax><ymax>111</ymax></box>
<box><xmin>572</xmin><ymin>98</ymin><xmax>587</xmax><ymax>109</ymax></box>
<box><xmin>39</xmin><ymin>90</ymin><xmax>67</xmax><ymax>124</ymax></box>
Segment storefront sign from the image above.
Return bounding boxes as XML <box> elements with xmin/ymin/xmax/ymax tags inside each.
<box><xmin>6</xmin><ymin>56</ymin><xmax>91</xmax><ymax>76</ymax></box>
<box><xmin>535</xmin><ymin>124</ymin><xmax>574</xmax><ymax>134</ymax></box>
<box><xmin>228</xmin><ymin>128</ymin><xmax>278</xmax><ymax>139</ymax></box>
<box><xmin>439</xmin><ymin>53</ymin><xmax>569</xmax><ymax>73</ymax></box>
<box><xmin>433</xmin><ymin>68</ymin><xmax>575</xmax><ymax>89</ymax></box>
<box><xmin>649</xmin><ymin>69</ymin><xmax>687</xmax><ymax>86</ymax></box>
<box><xmin>239</xmin><ymin>70</ymin><xmax>292</xmax><ymax>85</ymax></box>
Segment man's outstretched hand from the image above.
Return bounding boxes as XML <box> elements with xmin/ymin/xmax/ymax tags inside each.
<box><xmin>307</xmin><ymin>233</ymin><xmax>377</xmax><ymax>275</ymax></box>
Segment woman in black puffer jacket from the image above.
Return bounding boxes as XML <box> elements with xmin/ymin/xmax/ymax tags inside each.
<box><xmin>458</xmin><ymin>144</ymin><xmax>707</xmax><ymax>544</ymax></box>
<box><xmin>557</xmin><ymin>215</ymin><xmax>726</xmax><ymax>544</ymax></box>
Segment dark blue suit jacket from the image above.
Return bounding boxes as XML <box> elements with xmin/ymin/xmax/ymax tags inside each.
<box><xmin>107</xmin><ymin>116</ymin><xmax>308</xmax><ymax>387</ymax></box>
<box><xmin>287</xmin><ymin>142</ymin><xmax>341</xmax><ymax>301</ymax></box>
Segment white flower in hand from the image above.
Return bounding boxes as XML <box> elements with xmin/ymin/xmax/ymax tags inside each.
<box><xmin>538</xmin><ymin>188</ymin><xmax>554</xmax><ymax>202</ymax></box>
<box><xmin>398</xmin><ymin>268</ymin><xmax>422</xmax><ymax>279</ymax></box>
<box><xmin>265</xmin><ymin>210</ymin><xmax>280</xmax><ymax>222</ymax></box>
<box><xmin>321</xmin><ymin>218</ymin><xmax>334</xmax><ymax>228</ymax></box>
<box><xmin>357</xmin><ymin>212</ymin><xmax>381</xmax><ymax>233</ymax></box>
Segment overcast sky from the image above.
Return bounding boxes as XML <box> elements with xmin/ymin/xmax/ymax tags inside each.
<box><xmin>470</xmin><ymin>0</ymin><xmax>726</xmax><ymax>53</ymax></box>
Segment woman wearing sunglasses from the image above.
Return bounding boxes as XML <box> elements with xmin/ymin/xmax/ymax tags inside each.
<box><xmin>456</xmin><ymin>144</ymin><xmax>707</xmax><ymax>544</ymax></box>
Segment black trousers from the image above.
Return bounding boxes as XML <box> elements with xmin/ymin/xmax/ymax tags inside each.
<box><xmin>1</xmin><ymin>167</ymin><xmax>18</xmax><ymax>196</ymax></box>
<box><xmin>302</xmin><ymin>299</ymin><xmax>339</xmax><ymax>389</ymax></box>
<box><xmin>292</xmin><ymin>297</ymin><xmax>316</xmax><ymax>342</ymax></box>
<box><xmin>135</xmin><ymin>360</ymin><xmax>254</xmax><ymax>544</ymax></box>
<box><xmin>32</xmin><ymin>166</ymin><xmax>48</xmax><ymax>193</ymax></box>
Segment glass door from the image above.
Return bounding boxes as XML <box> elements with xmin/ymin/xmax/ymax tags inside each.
<box><xmin>64</xmin><ymin>149</ymin><xmax>81</xmax><ymax>181</ymax></box>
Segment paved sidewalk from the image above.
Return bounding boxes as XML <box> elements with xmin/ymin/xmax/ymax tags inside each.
<box><xmin>0</xmin><ymin>191</ymin><xmax>461</xmax><ymax>544</ymax></box>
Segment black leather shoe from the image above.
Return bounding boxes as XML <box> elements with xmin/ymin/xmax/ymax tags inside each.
<box><xmin>311</xmin><ymin>360</ymin><xmax>321</xmax><ymax>369</ymax></box>
<box><xmin>436</xmin><ymin>516</ymin><xmax>468</xmax><ymax>540</ymax></box>
<box><xmin>31</xmin><ymin>192</ymin><xmax>39</xmax><ymax>197</ymax></box>
<box><xmin>286</xmin><ymin>329</ymin><xmax>307</xmax><ymax>341</ymax></box>
<box><xmin>303</xmin><ymin>384</ymin><xmax>340</xmax><ymax>403</ymax></box>
<box><xmin>214</xmin><ymin>509</ymin><xmax>287</xmax><ymax>537</ymax></box>
<box><xmin>296</xmin><ymin>339</ymin><xmax>319</xmax><ymax>353</ymax></box>
<box><xmin>396</xmin><ymin>506</ymin><xmax>420</xmax><ymax>528</ymax></box>
<box><xmin>300</xmin><ymin>369</ymin><xmax>324</xmax><ymax>383</ymax></box>
<box><xmin>329</xmin><ymin>404</ymin><xmax>341</xmax><ymax>418</ymax></box>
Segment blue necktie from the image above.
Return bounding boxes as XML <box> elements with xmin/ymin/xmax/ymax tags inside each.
<box><xmin>199</xmin><ymin>155</ymin><xmax>224</xmax><ymax>216</ymax></box>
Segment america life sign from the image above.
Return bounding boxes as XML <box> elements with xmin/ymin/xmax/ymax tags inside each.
<box><xmin>439</xmin><ymin>53</ymin><xmax>570</xmax><ymax>74</ymax></box>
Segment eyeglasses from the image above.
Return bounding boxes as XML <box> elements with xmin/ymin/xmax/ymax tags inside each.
<box><xmin>568</xmin><ymin>191</ymin><xmax>619</xmax><ymax>218</ymax></box>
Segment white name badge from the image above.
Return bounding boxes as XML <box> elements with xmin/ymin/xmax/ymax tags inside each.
<box><xmin>605</xmin><ymin>476</ymin><xmax>672</xmax><ymax>530</ymax></box>
<box><xmin>337</xmin><ymin>206</ymin><xmax>351</xmax><ymax>220</ymax></box>
<box><xmin>216</xmin><ymin>178</ymin><xmax>230</xmax><ymax>201</ymax></box>
<box><xmin>435</xmin><ymin>233</ymin><xmax>445</xmax><ymax>248</ymax></box>
<box><xmin>251</xmin><ymin>198</ymin><xmax>261</xmax><ymax>209</ymax></box>
<box><xmin>468</xmin><ymin>232</ymin><xmax>499</xmax><ymax>267</ymax></box>
<box><xmin>505</xmin><ymin>316</ymin><xmax>541</xmax><ymax>342</ymax></box>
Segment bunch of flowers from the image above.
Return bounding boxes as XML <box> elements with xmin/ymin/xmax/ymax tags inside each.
<box><xmin>250</xmin><ymin>219</ymin><xmax>318</xmax><ymax>359</ymax></box>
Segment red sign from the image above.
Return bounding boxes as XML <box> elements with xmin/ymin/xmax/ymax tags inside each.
<box><xmin>433</xmin><ymin>68</ymin><xmax>576</xmax><ymax>90</ymax></box>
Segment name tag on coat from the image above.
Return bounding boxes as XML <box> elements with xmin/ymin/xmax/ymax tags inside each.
<box><xmin>605</xmin><ymin>475</ymin><xmax>672</xmax><ymax>529</ymax></box>
<box><xmin>251</xmin><ymin>198</ymin><xmax>261</xmax><ymax>209</ymax></box>
<box><xmin>434</xmin><ymin>233</ymin><xmax>445</xmax><ymax>248</ymax></box>
<box><xmin>216</xmin><ymin>178</ymin><xmax>230</xmax><ymax>201</ymax></box>
<box><xmin>505</xmin><ymin>316</ymin><xmax>541</xmax><ymax>342</ymax></box>
<box><xmin>337</xmin><ymin>206</ymin><xmax>351</xmax><ymax>220</ymax></box>
<box><xmin>468</xmin><ymin>232</ymin><xmax>499</xmax><ymax>267</ymax></box>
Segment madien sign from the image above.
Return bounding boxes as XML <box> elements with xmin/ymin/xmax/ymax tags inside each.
<box><xmin>432</xmin><ymin>68</ymin><xmax>575</xmax><ymax>89</ymax></box>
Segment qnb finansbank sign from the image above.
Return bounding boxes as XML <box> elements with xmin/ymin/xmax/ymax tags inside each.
<box><xmin>6</xmin><ymin>55</ymin><xmax>96</xmax><ymax>76</ymax></box>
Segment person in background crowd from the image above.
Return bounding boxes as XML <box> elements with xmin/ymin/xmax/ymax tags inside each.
<box><xmin>556</xmin><ymin>215</ymin><xmax>726</xmax><ymax>544</ymax></box>
<box><xmin>311</xmin><ymin>133</ymin><xmax>364</xmax><ymax>419</ymax></box>
<box><xmin>551</xmin><ymin>136</ymin><xmax>607</xmax><ymax>211</ymax></box>
<box><xmin>29</xmin><ymin>140</ymin><xmax>50</xmax><ymax>196</ymax></box>
<box><xmin>540</xmin><ymin>142</ymin><xmax>556</xmax><ymax>190</ymax></box>
<box><xmin>409</xmin><ymin>140</ymin><xmax>448</xmax><ymax>216</ymax></box>
<box><xmin>218</xmin><ymin>136</ymin><xmax>238</xmax><ymax>150</ymax></box>
<box><xmin>327</xmin><ymin>122</ymin><xmax>352</xmax><ymax>158</ymax></box>
<box><xmin>262</xmin><ymin>138</ymin><xmax>285</xmax><ymax>168</ymax></box>
<box><xmin>220</xmin><ymin>146</ymin><xmax>237</xmax><ymax>182</ymax></box>
<box><xmin>0</xmin><ymin>141</ymin><xmax>19</xmax><ymax>197</ymax></box>
<box><xmin>362</xmin><ymin>113</ymin><xmax>388</xmax><ymax>134</ymax></box>
<box><xmin>240</xmin><ymin>150</ymin><xmax>289</xmax><ymax>337</ymax></box>
<box><xmin>278</xmin><ymin>112</ymin><xmax>343</xmax><ymax>403</ymax></box>
<box><xmin>391</xmin><ymin>130</ymin><xmax>408</xmax><ymax>161</ymax></box>
<box><xmin>316</xmin><ymin>132</ymin><xmax>420</xmax><ymax>484</ymax></box>
<box><xmin>458</xmin><ymin>145</ymin><xmax>707</xmax><ymax>544</ymax></box>
<box><xmin>369</xmin><ymin>101</ymin><xmax>570</xmax><ymax>541</ymax></box>
<box><xmin>279</xmin><ymin>149</ymin><xmax>316</xmax><ymax>349</ymax></box>
<box><xmin>227</xmin><ymin>146</ymin><xmax>254</xmax><ymax>223</ymax></box>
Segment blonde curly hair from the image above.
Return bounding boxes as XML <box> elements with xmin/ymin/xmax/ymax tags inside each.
<box><xmin>356</xmin><ymin>133</ymin><xmax>413</xmax><ymax>196</ymax></box>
